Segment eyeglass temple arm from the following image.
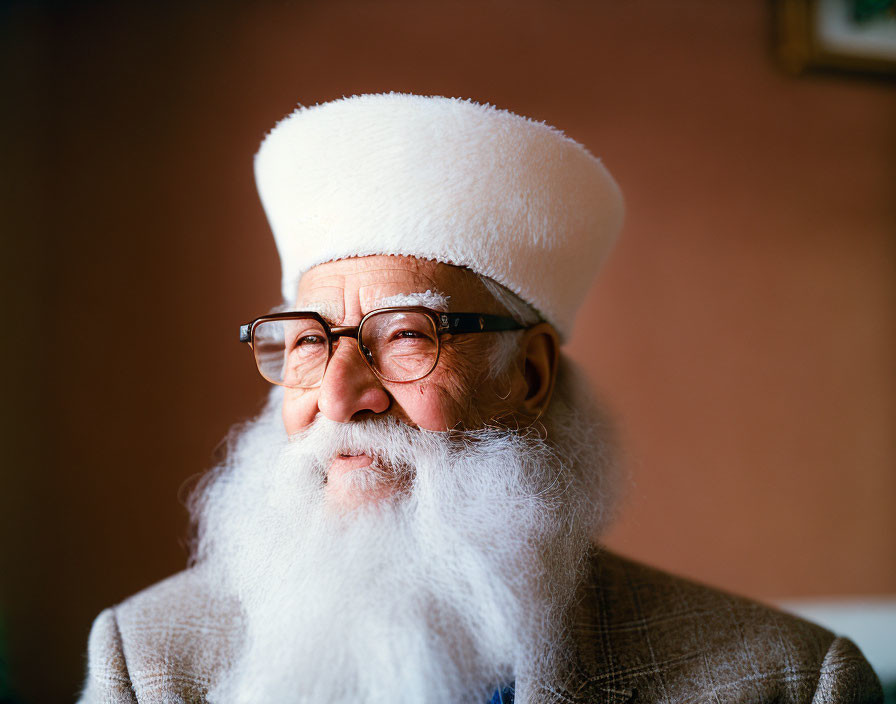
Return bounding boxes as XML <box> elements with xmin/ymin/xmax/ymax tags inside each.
<box><xmin>438</xmin><ymin>313</ymin><xmax>525</xmax><ymax>334</ymax></box>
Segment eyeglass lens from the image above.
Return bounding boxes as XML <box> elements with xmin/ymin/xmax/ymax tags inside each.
<box><xmin>252</xmin><ymin>310</ymin><xmax>439</xmax><ymax>387</ymax></box>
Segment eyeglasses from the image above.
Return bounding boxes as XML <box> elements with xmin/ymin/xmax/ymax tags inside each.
<box><xmin>239</xmin><ymin>306</ymin><xmax>525</xmax><ymax>388</ymax></box>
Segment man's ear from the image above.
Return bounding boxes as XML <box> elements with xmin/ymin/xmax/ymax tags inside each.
<box><xmin>518</xmin><ymin>322</ymin><xmax>560</xmax><ymax>418</ymax></box>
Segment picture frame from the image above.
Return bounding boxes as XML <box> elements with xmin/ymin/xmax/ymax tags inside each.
<box><xmin>775</xmin><ymin>0</ymin><xmax>896</xmax><ymax>74</ymax></box>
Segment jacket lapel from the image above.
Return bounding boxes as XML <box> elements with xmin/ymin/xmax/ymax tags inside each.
<box><xmin>522</xmin><ymin>549</ymin><xmax>639</xmax><ymax>704</ymax></box>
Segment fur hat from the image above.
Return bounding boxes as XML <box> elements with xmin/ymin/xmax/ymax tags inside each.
<box><xmin>255</xmin><ymin>93</ymin><xmax>624</xmax><ymax>339</ymax></box>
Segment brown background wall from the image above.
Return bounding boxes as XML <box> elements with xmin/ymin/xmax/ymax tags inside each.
<box><xmin>2</xmin><ymin>1</ymin><xmax>894</xmax><ymax>702</ymax></box>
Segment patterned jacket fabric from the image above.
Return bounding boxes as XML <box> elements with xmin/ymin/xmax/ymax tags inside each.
<box><xmin>79</xmin><ymin>550</ymin><xmax>883</xmax><ymax>704</ymax></box>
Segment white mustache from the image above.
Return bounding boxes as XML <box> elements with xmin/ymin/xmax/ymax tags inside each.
<box><xmin>288</xmin><ymin>416</ymin><xmax>445</xmax><ymax>470</ymax></box>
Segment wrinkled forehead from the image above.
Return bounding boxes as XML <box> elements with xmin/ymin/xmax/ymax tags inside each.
<box><xmin>294</xmin><ymin>255</ymin><xmax>503</xmax><ymax>322</ymax></box>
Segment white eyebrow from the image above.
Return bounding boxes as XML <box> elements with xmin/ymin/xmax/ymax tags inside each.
<box><xmin>370</xmin><ymin>289</ymin><xmax>450</xmax><ymax>311</ymax></box>
<box><xmin>292</xmin><ymin>299</ymin><xmax>342</xmax><ymax>322</ymax></box>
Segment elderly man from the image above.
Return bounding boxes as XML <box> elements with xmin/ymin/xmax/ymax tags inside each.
<box><xmin>80</xmin><ymin>94</ymin><xmax>881</xmax><ymax>704</ymax></box>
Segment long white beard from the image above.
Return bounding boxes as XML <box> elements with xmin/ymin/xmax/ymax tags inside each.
<box><xmin>190</xmin><ymin>364</ymin><xmax>619</xmax><ymax>704</ymax></box>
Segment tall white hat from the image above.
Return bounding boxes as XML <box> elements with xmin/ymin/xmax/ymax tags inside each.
<box><xmin>255</xmin><ymin>93</ymin><xmax>624</xmax><ymax>339</ymax></box>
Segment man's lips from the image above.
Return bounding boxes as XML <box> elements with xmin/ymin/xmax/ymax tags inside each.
<box><xmin>327</xmin><ymin>453</ymin><xmax>374</xmax><ymax>480</ymax></box>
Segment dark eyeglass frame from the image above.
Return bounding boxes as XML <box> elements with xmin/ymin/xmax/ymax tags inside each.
<box><xmin>239</xmin><ymin>306</ymin><xmax>526</xmax><ymax>387</ymax></box>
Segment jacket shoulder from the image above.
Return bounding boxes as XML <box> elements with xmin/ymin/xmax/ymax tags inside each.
<box><xmin>575</xmin><ymin>550</ymin><xmax>883</xmax><ymax>704</ymax></box>
<box><xmin>80</xmin><ymin>568</ymin><xmax>241</xmax><ymax>703</ymax></box>
<box><xmin>80</xmin><ymin>608</ymin><xmax>138</xmax><ymax>704</ymax></box>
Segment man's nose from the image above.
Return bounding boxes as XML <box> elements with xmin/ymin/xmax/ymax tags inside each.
<box><xmin>317</xmin><ymin>338</ymin><xmax>390</xmax><ymax>422</ymax></box>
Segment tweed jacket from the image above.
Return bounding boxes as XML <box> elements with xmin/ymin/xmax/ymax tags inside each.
<box><xmin>80</xmin><ymin>550</ymin><xmax>883</xmax><ymax>704</ymax></box>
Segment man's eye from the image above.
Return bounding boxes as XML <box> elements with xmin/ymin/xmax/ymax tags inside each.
<box><xmin>393</xmin><ymin>329</ymin><xmax>424</xmax><ymax>339</ymax></box>
<box><xmin>296</xmin><ymin>335</ymin><xmax>326</xmax><ymax>346</ymax></box>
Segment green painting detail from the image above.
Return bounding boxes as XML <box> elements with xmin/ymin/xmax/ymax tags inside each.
<box><xmin>851</xmin><ymin>0</ymin><xmax>896</xmax><ymax>22</ymax></box>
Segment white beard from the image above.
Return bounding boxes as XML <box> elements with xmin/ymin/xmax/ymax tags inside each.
<box><xmin>190</xmin><ymin>362</ymin><xmax>620</xmax><ymax>704</ymax></box>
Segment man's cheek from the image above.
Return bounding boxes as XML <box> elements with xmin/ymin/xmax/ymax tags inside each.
<box><xmin>436</xmin><ymin>346</ymin><xmax>493</xmax><ymax>421</ymax></box>
<box><xmin>282</xmin><ymin>390</ymin><xmax>317</xmax><ymax>435</ymax></box>
<box><xmin>390</xmin><ymin>383</ymin><xmax>456</xmax><ymax>431</ymax></box>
